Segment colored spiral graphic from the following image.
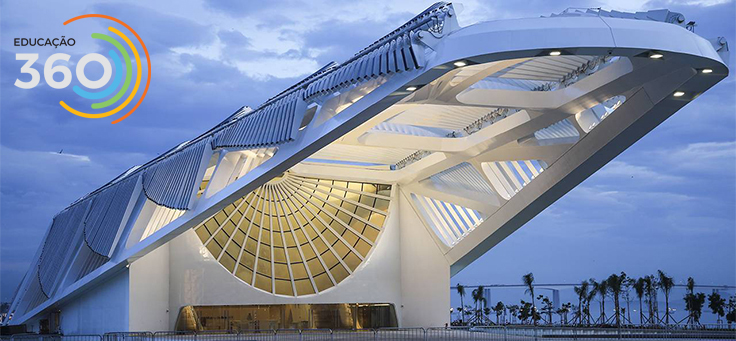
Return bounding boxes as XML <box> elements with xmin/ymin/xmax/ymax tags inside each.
<box><xmin>61</xmin><ymin>15</ymin><xmax>150</xmax><ymax>124</ymax></box>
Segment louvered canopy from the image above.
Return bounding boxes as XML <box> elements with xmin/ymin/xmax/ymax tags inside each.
<box><xmin>213</xmin><ymin>91</ymin><xmax>305</xmax><ymax>150</ymax></box>
<box><xmin>303</xmin><ymin>32</ymin><xmax>423</xmax><ymax>100</ymax></box>
<box><xmin>83</xmin><ymin>176</ymin><xmax>138</xmax><ymax>256</ymax></box>
<box><xmin>142</xmin><ymin>138</ymin><xmax>211</xmax><ymax>210</ymax></box>
<box><xmin>38</xmin><ymin>200</ymin><xmax>90</xmax><ymax>297</ymax></box>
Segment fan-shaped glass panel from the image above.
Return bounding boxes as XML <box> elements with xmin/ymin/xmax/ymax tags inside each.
<box><xmin>195</xmin><ymin>173</ymin><xmax>391</xmax><ymax>296</ymax></box>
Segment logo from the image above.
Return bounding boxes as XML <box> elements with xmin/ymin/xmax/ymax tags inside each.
<box><xmin>13</xmin><ymin>15</ymin><xmax>150</xmax><ymax>124</ymax></box>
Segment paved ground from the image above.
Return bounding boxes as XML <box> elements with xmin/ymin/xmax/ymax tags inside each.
<box><xmin>211</xmin><ymin>329</ymin><xmax>736</xmax><ymax>341</ymax></box>
<box><xmin>6</xmin><ymin>329</ymin><xmax>735</xmax><ymax>341</ymax></box>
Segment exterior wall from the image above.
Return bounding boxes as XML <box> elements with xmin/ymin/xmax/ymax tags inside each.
<box><xmin>129</xmin><ymin>243</ymin><xmax>170</xmax><ymax>331</ymax></box>
<box><xmin>46</xmin><ymin>183</ymin><xmax>453</xmax><ymax>332</ymax></box>
<box><xmin>397</xmin><ymin>189</ymin><xmax>450</xmax><ymax>327</ymax></box>
<box><xmin>58</xmin><ymin>270</ymin><xmax>129</xmax><ymax>334</ymax></box>
<box><xmin>167</xmin><ymin>191</ymin><xmax>404</xmax><ymax>328</ymax></box>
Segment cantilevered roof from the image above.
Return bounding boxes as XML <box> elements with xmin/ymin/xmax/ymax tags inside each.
<box><xmin>7</xmin><ymin>1</ymin><xmax>729</xmax><ymax>323</ymax></box>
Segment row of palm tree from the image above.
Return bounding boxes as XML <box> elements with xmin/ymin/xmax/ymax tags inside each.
<box><xmin>454</xmin><ymin>271</ymin><xmax>736</xmax><ymax>328</ymax></box>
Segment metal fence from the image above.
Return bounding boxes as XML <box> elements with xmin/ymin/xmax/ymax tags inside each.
<box><xmin>2</xmin><ymin>326</ymin><xmax>735</xmax><ymax>341</ymax></box>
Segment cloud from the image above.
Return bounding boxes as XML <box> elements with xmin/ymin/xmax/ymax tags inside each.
<box><xmin>231</xmin><ymin>56</ymin><xmax>320</xmax><ymax>80</ymax></box>
<box><xmin>597</xmin><ymin>160</ymin><xmax>683</xmax><ymax>182</ymax></box>
<box><xmin>0</xmin><ymin>146</ymin><xmax>128</xmax><ymax>219</ymax></box>
<box><xmin>649</xmin><ymin>0</ymin><xmax>733</xmax><ymax>7</ymax></box>
<box><xmin>218</xmin><ymin>29</ymin><xmax>252</xmax><ymax>48</ymax></box>
<box><xmin>203</xmin><ymin>0</ymin><xmax>307</xmax><ymax>18</ymax></box>
<box><xmin>91</xmin><ymin>3</ymin><xmax>218</xmax><ymax>54</ymax></box>
<box><xmin>296</xmin><ymin>16</ymin><xmax>409</xmax><ymax>65</ymax></box>
<box><xmin>46</xmin><ymin>151</ymin><xmax>91</xmax><ymax>162</ymax></box>
<box><xmin>179</xmin><ymin>53</ymin><xmax>244</xmax><ymax>84</ymax></box>
<box><xmin>668</xmin><ymin>141</ymin><xmax>736</xmax><ymax>163</ymax></box>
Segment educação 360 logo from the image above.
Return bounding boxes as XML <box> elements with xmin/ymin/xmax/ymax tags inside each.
<box><xmin>14</xmin><ymin>15</ymin><xmax>150</xmax><ymax>124</ymax></box>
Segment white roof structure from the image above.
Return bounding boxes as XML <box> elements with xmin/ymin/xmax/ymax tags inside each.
<box><xmin>6</xmin><ymin>2</ymin><xmax>729</xmax><ymax>330</ymax></box>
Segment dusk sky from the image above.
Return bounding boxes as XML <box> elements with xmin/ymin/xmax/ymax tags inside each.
<box><xmin>1</xmin><ymin>0</ymin><xmax>734</xmax><ymax>304</ymax></box>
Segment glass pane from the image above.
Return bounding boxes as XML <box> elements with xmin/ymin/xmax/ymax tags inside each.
<box><xmin>192</xmin><ymin>174</ymin><xmax>392</xmax><ymax>297</ymax></box>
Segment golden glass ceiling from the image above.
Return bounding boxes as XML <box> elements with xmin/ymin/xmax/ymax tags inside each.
<box><xmin>195</xmin><ymin>173</ymin><xmax>391</xmax><ymax>296</ymax></box>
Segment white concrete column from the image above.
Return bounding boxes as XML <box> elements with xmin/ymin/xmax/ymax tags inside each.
<box><xmin>398</xmin><ymin>187</ymin><xmax>450</xmax><ymax>327</ymax></box>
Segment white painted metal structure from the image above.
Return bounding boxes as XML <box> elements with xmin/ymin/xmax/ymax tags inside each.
<box><xmin>6</xmin><ymin>2</ymin><xmax>729</xmax><ymax>333</ymax></box>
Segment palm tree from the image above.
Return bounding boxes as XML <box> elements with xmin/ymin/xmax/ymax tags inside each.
<box><xmin>585</xmin><ymin>283</ymin><xmax>596</xmax><ymax>325</ymax></box>
<box><xmin>590</xmin><ymin>278</ymin><xmax>608</xmax><ymax>325</ymax></box>
<box><xmin>522</xmin><ymin>273</ymin><xmax>536</xmax><ymax>325</ymax></box>
<box><xmin>519</xmin><ymin>300</ymin><xmax>539</xmax><ymax>325</ymax></box>
<box><xmin>707</xmin><ymin>290</ymin><xmax>726</xmax><ymax>324</ymax></box>
<box><xmin>658</xmin><ymin>270</ymin><xmax>674</xmax><ymax>325</ymax></box>
<box><xmin>650</xmin><ymin>275</ymin><xmax>661</xmax><ymax>323</ymax></box>
<box><xmin>683</xmin><ymin>277</ymin><xmax>706</xmax><ymax>326</ymax></box>
<box><xmin>471</xmin><ymin>286</ymin><xmax>486</xmax><ymax>324</ymax></box>
<box><xmin>726</xmin><ymin>296</ymin><xmax>736</xmax><ymax>327</ymax></box>
<box><xmin>643</xmin><ymin>276</ymin><xmax>656</xmax><ymax>324</ymax></box>
<box><xmin>557</xmin><ymin>303</ymin><xmax>572</xmax><ymax>325</ymax></box>
<box><xmin>507</xmin><ymin>305</ymin><xmax>520</xmax><ymax>324</ymax></box>
<box><xmin>493</xmin><ymin>302</ymin><xmax>505</xmax><ymax>324</ymax></box>
<box><xmin>623</xmin><ymin>276</ymin><xmax>634</xmax><ymax>324</ymax></box>
<box><xmin>579</xmin><ymin>280</ymin><xmax>590</xmax><ymax>325</ymax></box>
<box><xmin>538</xmin><ymin>295</ymin><xmax>554</xmax><ymax>324</ymax></box>
<box><xmin>633</xmin><ymin>277</ymin><xmax>646</xmax><ymax>325</ymax></box>
<box><xmin>684</xmin><ymin>277</ymin><xmax>695</xmax><ymax>325</ymax></box>
<box><xmin>607</xmin><ymin>273</ymin><xmax>626</xmax><ymax>327</ymax></box>
<box><xmin>574</xmin><ymin>282</ymin><xmax>587</xmax><ymax>325</ymax></box>
<box><xmin>457</xmin><ymin>284</ymin><xmax>466</xmax><ymax>325</ymax></box>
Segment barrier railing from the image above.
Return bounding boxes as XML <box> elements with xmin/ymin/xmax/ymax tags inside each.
<box><xmin>103</xmin><ymin>332</ymin><xmax>153</xmax><ymax>341</ymax></box>
<box><xmin>4</xmin><ymin>325</ymin><xmax>736</xmax><ymax>340</ymax></box>
<box><xmin>9</xmin><ymin>335</ymin><xmax>102</xmax><ymax>341</ymax></box>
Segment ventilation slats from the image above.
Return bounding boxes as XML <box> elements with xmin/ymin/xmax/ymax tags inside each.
<box><xmin>143</xmin><ymin>137</ymin><xmax>210</xmax><ymax>210</ymax></box>
<box><xmin>15</xmin><ymin>259</ymin><xmax>47</xmax><ymax>316</ymax></box>
<box><xmin>38</xmin><ymin>200</ymin><xmax>90</xmax><ymax>297</ymax></box>
<box><xmin>303</xmin><ymin>33</ymin><xmax>422</xmax><ymax>100</ymax></box>
<box><xmin>213</xmin><ymin>91</ymin><xmax>304</xmax><ymax>150</ymax></box>
<box><xmin>75</xmin><ymin>245</ymin><xmax>110</xmax><ymax>281</ymax></box>
<box><xmin>84</xmin><ymin>175</ymin><xmax>138</xmax><ymax>256</ymax></box>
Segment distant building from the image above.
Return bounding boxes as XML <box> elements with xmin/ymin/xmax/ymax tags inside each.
<box><xmin>6</xmin><ymin>2</ymin><xmax>729</xmax><ymax>334</ymax></box>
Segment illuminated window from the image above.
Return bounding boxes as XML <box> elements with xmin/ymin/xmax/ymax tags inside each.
<box><xmin>176</xmin><ymin>303</ymin><xmax>398</xmax><ymax>331</ymax></box>
<box><xmin>195</xmin><ymin>173</ymin><xmax>391</xmax><ymax>296</ymax></box>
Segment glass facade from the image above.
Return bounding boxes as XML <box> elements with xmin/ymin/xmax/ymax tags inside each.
<box><xmin>194</xmin><ymin>173</ymin><xmax>392</xmax><ymax>296</ymax></box>
<box><xmin>175</xmin><ymin>303</ymin><xmax>398</xmax><ymax>331</ymax></box>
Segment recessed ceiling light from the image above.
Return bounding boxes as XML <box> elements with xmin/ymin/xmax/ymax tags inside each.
<box><xmin>673</xmin><ymin>91</ymin><xmax>685</xmax><ymax>97</ymax></box>
<box><xmin>549</xmin><ymin>51</ymin><xmax>562</xmax><ymax>56</ymax></box>
<box><xmin>453</xmin><ymin>61</ymin><xmax>467</xmax><ymax>67</ymax></box>
<box><xmin>406</xmin><ymin>86</ymin><xmax>417</xmax><ymax>91</ymax></box>
<box><xmin>702</xmin><ymin>68</ymin><xmax>713</xmax><ymax>74</ymax></box>
<box><xmin>649</xmin><ymin>53</ymin><xmax>664</xmax><ymax>59</ymax></box>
